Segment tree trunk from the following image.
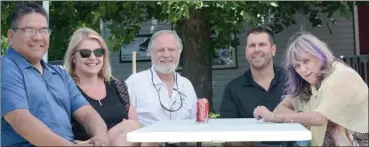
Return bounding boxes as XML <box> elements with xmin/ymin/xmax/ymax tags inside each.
<box><xmin>180</xmin><ymin>8</ymin><xmax>214</xmax><ymax>112</ymax></box>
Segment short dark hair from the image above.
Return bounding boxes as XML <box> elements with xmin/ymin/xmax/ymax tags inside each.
<box><xmin>10</xmin><ymin>2</ymin><xmax>48</xmax><ymax>29</ymax></box>
<box><xmin>246</xmin><ymin>26</ymin><xmax>275</xmax><ymax>45</ymax></box>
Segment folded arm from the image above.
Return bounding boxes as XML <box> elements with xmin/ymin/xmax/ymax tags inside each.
<box><xmin>1</xmin><ymin>65</ymin><xmax>74</xmax><ymax>146</ymax></box>
<box><xmin>128</xmin><ymin>105</ymin><xmax>138</xmax><ymax>121</ymax></box>
<box><xmin>273</xmin><ymin>95</ymin><xmax>297</xmax><ymax>115</ymax></box>
<box><xmin>73</xmin><ymin>105</ymin><xmax>108</xmax><ymax>138</ymax></box>
<box><xmin>4</xmin><ymin>110</ymin><xmax>74</xmax><ymax>146</ymax></box>
<box><xmin>276</xmin><ymin>111</ymin><xmax>328</xmax><ymax>127</ymax></box>
<box><xmin>273</xmin><ymin>96</ymin><xmax>327</xmax><ymax>126</ymax></box>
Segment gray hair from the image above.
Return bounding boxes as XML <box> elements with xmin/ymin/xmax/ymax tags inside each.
<box><xmin>147</xmin><ymin>30</ymin><xmax>183</xmax><ymax>56</ymax></box>
<box><xmin>284</xmin><ymin>31</ymin><xmax>336</xmax><ymax>101</ymax></box>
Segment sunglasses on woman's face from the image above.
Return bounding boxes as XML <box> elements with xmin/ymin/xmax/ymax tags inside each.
<box><xmin>78</xmin><ymin>48</ymin><xmax>105</xmax><ymax>58</ymax></box>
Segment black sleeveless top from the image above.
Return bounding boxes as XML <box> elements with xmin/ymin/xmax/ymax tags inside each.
<box><xmin>72</xmin><ymin>79</ymin><xmax>129</xmax><ymax>140</ymax></box>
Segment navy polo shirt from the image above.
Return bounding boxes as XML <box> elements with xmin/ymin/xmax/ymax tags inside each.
<box><xmin>220</xmin><ymin>65</ymin><xmax>286</xmax><ymax>118</ymax></box>
<box><xmin>219</xmin><ymin>66</ymin><xmax>289</xmax><ymax>145</ymax></box>
<box><xmin>1</xmin><ymin>47</ymin><xmax>89</xmax><ymax>146</ymax></box>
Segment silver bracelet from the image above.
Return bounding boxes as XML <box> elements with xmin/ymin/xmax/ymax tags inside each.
<box><xmin>284</xmin><ymin>117</ymin><xmax>293</xmax><ymax>123</ymax></box>
<box><xmin>272</xmin><ymin>113</ymin><xmax>277</xmax><ymax>121</ymax></box>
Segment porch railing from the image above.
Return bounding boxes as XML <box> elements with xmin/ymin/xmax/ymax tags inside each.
<box><xmin>340</xmin><ymin>54</ymin><xmax>369</xmax><ymax>85</ymax></box>
<box><xmin>48</xmin><ymin>60</ymin><xmax>64</xmax><ymax>66</ymax></box>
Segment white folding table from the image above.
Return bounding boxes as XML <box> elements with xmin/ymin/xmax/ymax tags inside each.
<box><xmin>127</xmin><ymin>118</ymin><xmax>311</xmax><ymax>146</ymax></box>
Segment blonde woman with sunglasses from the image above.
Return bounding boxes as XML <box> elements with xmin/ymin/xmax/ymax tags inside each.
<box><xmin>63</xmin><ymin>27</ymin><xmax>140</xmax><ymax>146</ymax></box>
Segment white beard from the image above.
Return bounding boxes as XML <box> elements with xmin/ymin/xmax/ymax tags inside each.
<box><xmin>153</xmin><ymin>62</ymin><xmax>178</xmax><ymax>74</ymax></box>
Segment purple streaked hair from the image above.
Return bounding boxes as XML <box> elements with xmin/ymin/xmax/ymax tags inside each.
<box><xmin>283</xmin><ymin>31</ymin><xmax>336</xmax><ymax>101</ymax></box>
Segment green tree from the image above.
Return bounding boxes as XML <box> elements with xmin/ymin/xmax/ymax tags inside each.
<box><xmin>1</xmin><ymin>1</ymin><xmax>103</xmax><ymax>58</ymax></box>
<box><xmin>119</xmin><ymin>1</ymin><xmax>363</xmax><ymax>111</ymax></box>
<box><xmin>1</xmin><ymin>1</ymin><xmax>42</xmax><ymax>54</ymax></box>
<box><xmin>1</xmin><ymin>35</ymin><xmax>9</xmax><ymax>54</ymax></box>
<box><xmin>2</xmin><ymin>1</ymin><xmax>367</xmax><ymax>111</ymax></box>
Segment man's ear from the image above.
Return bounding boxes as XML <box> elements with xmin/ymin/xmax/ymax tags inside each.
<box><xmin>272</xmin><ymin>44</ymin><xmax>276</xmax><ymax>56</ymax></box>
<box><xmin>7</xmin><ymin>29</ymin><xmax>14</xmax><ymax>45</ymax></box>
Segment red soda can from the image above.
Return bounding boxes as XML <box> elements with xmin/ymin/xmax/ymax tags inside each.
<box><xmin>196</xmin><ymin>98</ymin><xmax>209</xmax><ymax>123</ymax></box>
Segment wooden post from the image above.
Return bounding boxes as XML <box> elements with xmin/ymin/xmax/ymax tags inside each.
<box><xmin>132</xmin><ymin>51</ymin><xmax>136</xmax><ymax>74</ymax></box>
<box><xmin>42</xmin><ymin>1</ymin><xmax>49</xmax><ymax>62</ymax></box>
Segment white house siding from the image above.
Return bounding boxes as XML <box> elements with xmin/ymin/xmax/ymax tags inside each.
<box><xmin>105</xmin><ymin>12</ymin><xmax>354</xmax><ymax>112</ymax></box>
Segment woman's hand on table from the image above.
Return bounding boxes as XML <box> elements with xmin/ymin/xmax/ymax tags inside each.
<box><xmin>253</xmin><ymin>106</ymin><xmax>281</xmax><ymax>122</ymax></box>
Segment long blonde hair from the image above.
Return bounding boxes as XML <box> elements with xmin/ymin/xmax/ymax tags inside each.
<box><xmin>64</xmin><ymin>27</ymin><xmax>113</xmax><ymax>82</ymax></box>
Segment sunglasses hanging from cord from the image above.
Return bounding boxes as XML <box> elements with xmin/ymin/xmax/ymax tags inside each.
<box><xmin>150</xmin><ymin>68</ymin><xmax>185</xmax><ymax>112</ymax></box>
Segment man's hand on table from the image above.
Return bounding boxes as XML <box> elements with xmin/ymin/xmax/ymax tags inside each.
<box><xmin>75</xmin><ymin>134</ymin><xmax>110</xmax><ymax>146</ymax></box>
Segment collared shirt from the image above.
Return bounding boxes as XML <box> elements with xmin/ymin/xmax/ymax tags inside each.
<box><xmin>220</xmin><ymin>65</ymin><xmax>286</xmax><ymax>118</ymax></box>
<box><xmin>1</xmin><ymin>48</ymin><xmax>89</xmax><ymax>146</ymax></box>
<box><xmin>125</xmin><ymin>66</ymin><xmax>197</xmax><ymax>126</ymax></box>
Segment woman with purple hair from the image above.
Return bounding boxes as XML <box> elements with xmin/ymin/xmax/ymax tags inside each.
<box><xmin>253</xmin><ymin>32</ymin><xmax>368</xmax><ymax>146</ymax></box>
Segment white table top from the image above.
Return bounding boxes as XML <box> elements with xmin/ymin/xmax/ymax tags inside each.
<box><xmin>127</xmin><ymin>118</ymin><xmax>311</xmax><ymax>143</ymax></box>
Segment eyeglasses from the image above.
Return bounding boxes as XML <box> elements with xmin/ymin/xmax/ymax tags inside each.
<box><xmin>12</xmin><ymin>27</ymin><xmax>51</xmax><ymax>37</ymax></box>
<box><xmin>78</xmin><ymin>48</ymin><xmax>105</xmax><ymax>58</ymax></box>
<box><xmin>156</xmin><ymin>87</ymin><xmax>185</xmax><ymax>112</ymax></box>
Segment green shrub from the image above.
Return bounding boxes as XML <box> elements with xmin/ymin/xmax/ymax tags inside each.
<box><xmin>1</xmin><ymin>35</ymin><xmax>9</xmax><ymax>55</ymax></box>
<box><xmin>209</xmin><ymin>112</ymin><xmax>220</xmax><ymax>119</ymax></box>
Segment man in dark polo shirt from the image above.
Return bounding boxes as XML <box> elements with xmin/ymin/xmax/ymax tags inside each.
<box><xmin>220</xmin><ymin>26</ymin><xmax>288</xmax><ymax>146</ymax></box>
